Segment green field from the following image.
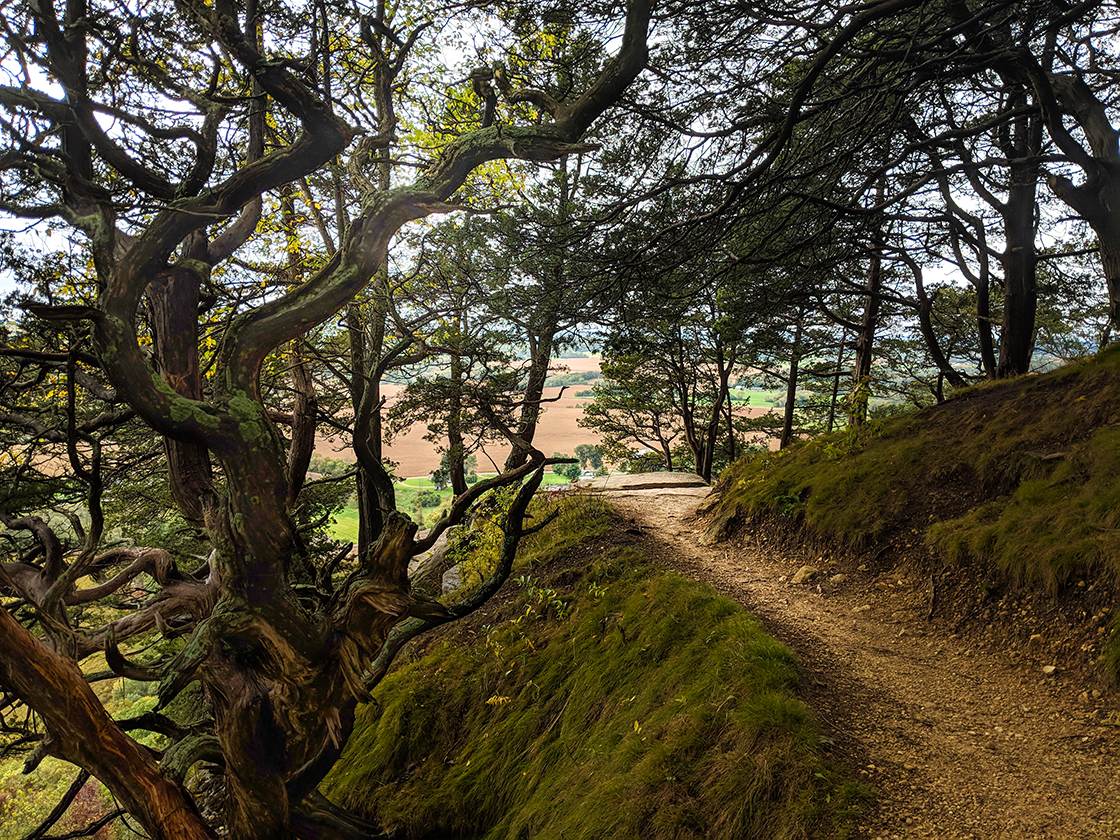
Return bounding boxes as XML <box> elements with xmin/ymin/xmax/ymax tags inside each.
<box><xmin>730</xmin><ymin>388</ymin><xmax>784</xmax><ymax>407</ymax></box>
<box><xmin>330</xmin><ymin>472</ymin><xmax>580</xmax><ymax>540</ymax></box>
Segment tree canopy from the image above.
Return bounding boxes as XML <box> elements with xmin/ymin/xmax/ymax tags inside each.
<box><xmin>0</xmin><ymin>0</ymin><xmax>651</xmax><ymax>836</ymax></box>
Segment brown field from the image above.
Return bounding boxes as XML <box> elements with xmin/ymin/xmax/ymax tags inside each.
<box><xmin>314</xmin><ymin>356</ymin><xmax>778</xmax><ymax>477</ymax></box>
<box><xmin>314</xmin><ymin>357</ymin><xmax>606</xmax><ymax>477</ymax></box>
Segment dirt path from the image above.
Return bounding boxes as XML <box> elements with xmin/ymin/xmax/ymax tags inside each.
<box><xmin>597</xmin><ymin>477</ymin><xmax>1120</xmax><ymax>840</ymax></box>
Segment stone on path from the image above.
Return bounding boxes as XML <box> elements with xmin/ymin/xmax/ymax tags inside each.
<box><xmin>441</xmin><ymin>564</ymin><xmax>462</xmax><ymax>595</ymax></box>
<box><xmin>791</xmin><ymin>565</ymin><xmax>819</xmax><ymax>584</ymax></box>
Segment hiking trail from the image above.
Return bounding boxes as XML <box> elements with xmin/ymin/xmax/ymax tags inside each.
<box><xmin>590</xmin><ymin>473</ymin><xmax>1120</xmax><ymax>840</ymax></box>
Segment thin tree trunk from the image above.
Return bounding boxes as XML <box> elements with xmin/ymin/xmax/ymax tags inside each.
<box><xmin>286</xmin><ymin>344</ymin><xmax>318</xmax><ymax>505</ymax></box>
<box><xmin>280</xmin><ymin>186</ymin><xmax>317</xmax><ymax>503</ymax></box>
<box><xmin>724</xmin><ymin>393</ymin><xmax>737</xmax><ymax>464</ymax></box>
<box><xmin>1100</xmin><ymin>225</ymin><xmax>1120</xmax><ymax>329</ymax></box>
<box><xmin>697</xmin><ymin>344</ymin><xmax>734</xmax><ymax>483</ymax></box>
<box><xmin>504</xmin><ymin>330</ymin><xmax>556</xmax><ymax>470</ymax></box>
<box><xmin>349</xmin><ymin>3</ymin><xmax>400</xmax><ymax>544</ymax></box>
<box><xmin>827</xmin><ymin>335</ymin><xmax>845</xmax><ymax>432</ymax></box>
<box><xmin>780</xmin><ymin>315</ymin><xmax>804</xmax><ymax>450</ymax></box>
<box><xmin>448</xmin><ymin>351</ymin><xmax>468</xmax><ymax>497</ymax></box>
<box><xmin>995</xmin><ymin>104</ymin><xmax>1042</xmax><ymax>377</ymax></box>
<box><xmin>850</xmin><ymin>232</ymin><xmax>883</xmax><ymax>426</ymax></box>
<box><xmin>975</xmin><ymin>264</ymin><xmax>998</xmax><ymax>378</ymax></box>
<box><xmin>906</xmin><ymin>251</ymin><xmax>966</xmax><ymax>390</ymax></box>
<box><xmin>996</xmin><ymin>176</ymin><xmax>1038</xmax><ymax>376</ymax></box>
<box><xmin>147</xmin><ymin>243</ymin><xmax>215</xmax><ymax>527</ymax></box>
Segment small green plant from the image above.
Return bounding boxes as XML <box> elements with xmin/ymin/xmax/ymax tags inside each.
<box><xmin>415</xmin><ymin>489</ymin><xmax>442</xmax><ymax>508</ymax></box>
<box><xmin>773</xmin><ymin>490</ymin><xmax>803</xmax><ymax>517</ymax></box>
<box><xmin>480</xmin><ymin>623</ymin><xmax>504</xmax><ymax>664</ymax></box>
<box><xmin>514</xmin><ymin>575</ymin><xmax>572</xmax><ymax>621</ymax></box>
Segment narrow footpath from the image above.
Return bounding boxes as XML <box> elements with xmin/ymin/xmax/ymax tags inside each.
<box><xmin>589</xmin><ymin>473</ymin><xmax>1120</xmax><ymax>840</ymax></box>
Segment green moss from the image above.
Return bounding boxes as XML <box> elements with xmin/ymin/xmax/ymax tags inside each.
<box><xmin>164</xmin><ymin>387</ymin><xmax>222</xmax><ymax>431</ymax></box>
<box><xmin>711</xmin><ymin>348</ymin><xmax>1120</xmax><ymax>591</ymax></box>
<box><xmin>515</xmin><ymin>493</ymin><xmax>614</xmax><ymax>569</ymax></box>
<box><xmin>324</xmin><ymin>524</ymin><xmax>866</xmax><ymax>839</ymax></box>
<box><xmin>227</xmin><ymin>392</ymin><xmax>273</xmax><ymax>447</ymax></box>
<box><xmin>925</xmin><ymin>425</ymin><xmax>1120</xmax><ymax>593</ymax></box>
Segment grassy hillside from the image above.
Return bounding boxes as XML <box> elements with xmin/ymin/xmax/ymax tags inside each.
<box><xmin>705</xmin><ymin>346</ymin><xmax>1120</xmax><ymax>677</ymax></box>
<box><xmin>324</xmin><ymin>496</ymin><xmax>866</xmax><ymax>839</ymax></box>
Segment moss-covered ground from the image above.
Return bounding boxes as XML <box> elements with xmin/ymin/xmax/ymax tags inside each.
<box><xmin>323</xmin><ymin>495</ymin><xmax>866</xmax><ymax>839</ymax></box>
<box><xmin>705</xmin><ymin>345</ymin><xmax>1120</xmax><ymax>677</ymax></box>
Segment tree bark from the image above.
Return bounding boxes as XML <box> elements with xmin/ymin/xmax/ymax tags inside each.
<box><xmin>906</xmin><ymin>253</ymin><xmax>967</xmax><ymax>390</ymax></box>
<box><xmin>696</xmin><ymin>343</ymin><xmax>734</xmax><ymax>483</ymax></box>
<box><xmin>992</xmin><ymin>88</ymin><xmax>1043</xmax><ymax>378</ymax></box>
<box><xmin>504</xmin><ymin>328</ymin><xmax>556</xmax><ymax>471</ymax></box>
<box><xmin>827</xmin><ymin>335</ymin><xmax>845</xmax><ymax>431</ymax></box>
<box><xmin>996</xmin><ymin>152</ymin><xmax>1040</xmax><ymax>377</ymax></box>
<box><xmin>780</xmin><ymin>314</ymin><xmax>804</xmax><ymax>450</ymax></box>
<box><xmin>147</xmin><ymin>247</ymin><xmax>216</xmax><ymax>527</ymax></box>
<box><xmin>1014</xmin><ymin>47</ymin><xmax>1120</xmax><ymax>329</ymax></box>
<box><xmin>850</xmin><ymin>223</ymin><xmax>883</xmax><ymax>426</ymax></box>
<box><xmin>448</xmin><ymin>350</ymin><xmax>468</xmax><ymax>497</ymax></box>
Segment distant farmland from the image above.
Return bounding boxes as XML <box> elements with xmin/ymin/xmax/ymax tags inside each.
<box><xmin>314</xmin><ymin>356</ymin><xmax>779</xmax><ymax>477</ymax></box>
<box><xmin>314</xmin><ymin>356</ymin><xmax>608</xmax><ymax>477</ymax></box>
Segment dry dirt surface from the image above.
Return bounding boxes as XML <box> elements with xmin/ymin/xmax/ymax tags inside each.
<box><xmin>596</xmin><ymin>475</ymin><xmax>1120</xmax><ymax>840</ymax></box>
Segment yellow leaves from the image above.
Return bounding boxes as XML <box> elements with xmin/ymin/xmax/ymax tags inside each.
<box><xmin>485</xmin><ymin>694</ymin><xmax>511</xmax><ymax>707</ymax></box>
<box><xmin>536</xmin><ymin>31</ymin><xmax>562</xmax><ymax>61</ymax></box>
<box><xmin>37</xmin><ymin>373</ymin><xmax>68</xmax><ymax>406</ymax></box>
